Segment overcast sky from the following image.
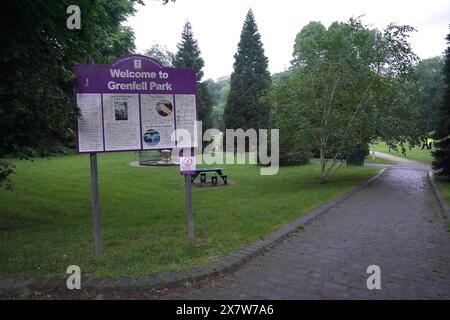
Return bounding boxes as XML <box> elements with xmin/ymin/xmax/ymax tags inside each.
<box><xmin>125</xmin><ymin>0</ymin><xmax>450</xmax><ymax>80</ymax></box>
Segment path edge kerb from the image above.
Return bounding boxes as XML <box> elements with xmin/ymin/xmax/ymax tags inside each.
<box><xmin>427</xmin><ymin>171</ymin><xmax>450</xmax><ymax>222</ymax></box>
<box><xmin>0</xmin><ymin>168</ymin><xmax>387</xmax><ymax>295</ymax></box>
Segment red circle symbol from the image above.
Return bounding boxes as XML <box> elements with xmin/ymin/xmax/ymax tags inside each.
<box><xmin>184</xmin><ymin>158</ymin><xmax>192</xmax><ymax>166</ymax></box>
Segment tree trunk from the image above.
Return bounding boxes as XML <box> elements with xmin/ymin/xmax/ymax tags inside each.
<box><xmin>319</xmin><ymin>146</ymin><xmax>327</xmax><ymax>184</ymax></box>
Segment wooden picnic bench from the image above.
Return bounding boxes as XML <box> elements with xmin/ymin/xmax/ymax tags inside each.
<box><xmin>191</xmin><ymin>168</ymin><xmax>228</xmax><ymax>185</ymax></box>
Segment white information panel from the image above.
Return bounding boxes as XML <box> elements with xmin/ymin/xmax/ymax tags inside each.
<box><xmin>102</xmin><ymin>94</ymin><xmax>141</xmax><ymax>151</ymax></box>
<box><xmin>175</xmin><ymin>94</ymin><xmax>198</xmax><ymax>148</ymax></box>
<box><xmin>76</xmin><ymin>93</ymin><xmax>197</xmax><ymax>152</ymax></box>
<box><xmin>77</xmin><ymin>93</ymin><xmax>104</xmax><ymax>152</ymax></box>
<box><xmin>141</xmin><ymin>94</ymin><xmax>175</xmax><ymax>150</ymax></box>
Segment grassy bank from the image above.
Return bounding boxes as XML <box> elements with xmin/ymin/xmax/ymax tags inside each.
<box><xmin>436</xmin><ymin>177</ymin><xmax>450</xmax><ymax>206</ymax></box>
<box><xmin>364</xmin><ymin>155</ymin><xmax>395</xmax><ymax>165</ymax></box>
<box><xmin>371</xmin><ymin>142</ymin><xmax>433</xmax><ymax>165</ymax></box>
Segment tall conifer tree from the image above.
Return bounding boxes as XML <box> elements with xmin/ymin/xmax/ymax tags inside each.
<box><xmin>174</xmin><ymin>22</ymin><xmax>212</xmax><ymax>130</ymax></box>
<box><xmin>432</xmin><ymin>31</ymin><xmax>450</xmax><ymax>177</ymax></box>
<box><xmin>224</xmin><ymin>9</ymin><xmax>272</xmax><ymax>133</ymax></box>
<box><xmin>174</xmin><ymin>21</ymin><xmax>204</xmax><ymax>81</ymax></box>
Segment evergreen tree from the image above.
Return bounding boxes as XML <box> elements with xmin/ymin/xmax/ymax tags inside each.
<box><xmin>432</xmin><ymin>31</ymin><xmax>450</xmax><ymax>177</ymax></box>
<box><xmin>173</xmin><ymin>21</ymin><xmax>212</xmax><ymax>130</ymax></box>
<box><xmin>197</xmin><ymin>82</ymin><xmax>213</xmax><ymax>130</ymax></box>
<box><xmin>224</xmin><ymin>9</ymin><xmax>272</xmax><ymax>133</ymax></box>
<box><xmin>413</xmin><ymin>57</ymin><xmax>445</xmax><ymax>132</ymax></box>
<box><xmin>174</xmin><ymin>21</ymin><xmax>204</xmax><ymax>81</ymax></box>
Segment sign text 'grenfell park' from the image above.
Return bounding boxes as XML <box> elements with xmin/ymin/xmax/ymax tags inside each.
<box><xmin>108</xmin><ymin>69</ymin><xmax>173</xmax><ymax>91</ymax></box>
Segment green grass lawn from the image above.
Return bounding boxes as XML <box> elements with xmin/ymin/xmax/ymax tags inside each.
<box><xmin>371</xmin><ymin>142</ymin><xmax>433</xmax><ymax>165</ymax></box>
<box><xmin>364</xmin><ymin>155</ymin><xmax>395</xmax><ymax>165</ymax></box>
<box><xmin>436</xmin><ymin>177</ymin><xmax>450</xmax><ymax>205</ymax></box>
<box><xmin>0</xmin><ymin>152</ymin><xmax>379</xmax><ymax>278</ymax></box>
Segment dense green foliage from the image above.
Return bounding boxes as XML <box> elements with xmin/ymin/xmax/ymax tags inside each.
<box><xmin>205</xmin><ymin>68</ymin><xmax>289</xmax><ymax>134</ymax></box>
<box><xmin>144</xmin><ymin>44</ymin><xmax>174</xmax><ymax>66</ymax></box>
<box><xmin>271</xmin><ymin>71</ymin><xmax>291</xmax><ymax>84</ymax></box>
<box><xmin>224</xmin><ymin>10</ymin><xmax>272</xmax><ymax>135</ymax></box>
<box><xmin>0</xmin><ymin>162</ymin><xmax>15</xmax><ymax>190</ymax></box>
<box><xmin>205</xmin><ymin>78</ymin><xmax>230</xmax><ymax>131</ymax></box>
<box><xmin>0</xmin><ymin>0</ymin><xmax>137</xmax><ymax>158</ymax></box>
<box><xmin>173</xmin><ymin>21</ymin><xmax>212</xmax><ymax>130</ymax></box>
<box><xmin>197</xmin><ymin>82</ymin><xmax>213</xmax><ymax>131</ymax></box>
<box><xmin>432</xmin><ymin>31</ymin><xmax>450</xmax><ymax>177</ymax></box>
<box><xmin>273</xmin><ymin>18</ymin><xmax>424</xmax><ymax>181</ymax></box>
<box><xmin>0</xmin><ymin>0</ymin><xmax>141</xmax><ymax>187</ymax></box>
<box><xmin>413</xmin><ymin>57</ymin><xmax>445</xmax><ymax>132</ymax></box>
<box><xmin>436</xmin><ymin>176</ymin><xmax>450</xmax><ymax>206</ymax></box>
<box><xmin>372</xmin><ymin>141</ymin><xmax>433</xmax><ymax>165</ymax></box>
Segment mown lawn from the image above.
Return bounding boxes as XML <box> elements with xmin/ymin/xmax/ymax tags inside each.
<box><xmin>364</xmin><ymin>155</ymin><xmax>395</xmax><ymax>165</ymax></box>
<box><xmin>0</xmin><ymin>152</ymin><xmax>379</xmax><ymax>278</ymax></box>
<box><xmin>371</xmin><ymin>141</ymin><xmax>433</xmax><ymax>165</ymax></box>
<box><xmin>436</xmin><ymin>177</ymin><xmax>450</xmax><ymax>206</ymax></box>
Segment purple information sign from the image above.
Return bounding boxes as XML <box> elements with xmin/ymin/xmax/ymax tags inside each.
<box><xmin>74</xmin><ymin>54</ymin><xmax>198</xmax><ymax>153</ymax></box>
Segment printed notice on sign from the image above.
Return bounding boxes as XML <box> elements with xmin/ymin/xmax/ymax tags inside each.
<box><xmin>180</xmin><ymin>156</ymin><xmax>196</xmax><ymax>175</ymax></box>
<box><xmin>77</xmin><ymin>93</ymin><xmax>104</xmax><ymax>152</ymax></box>
<box><xmin>175</xmin><ymin>94</ymin><xmax>198</xmax><ymax>148</ymax></box>
<box><xmin>141</xmin><ymin>94</ymin><xmax>175</xmax><ymax>150</ymax></box>
<box><xmin>102</xmin><ymin>94</ymin><xmax>140</xmax><ymax>151</ymax></box>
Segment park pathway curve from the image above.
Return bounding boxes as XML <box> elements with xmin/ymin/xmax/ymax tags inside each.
<box><xmin>160</xmin><ymin>154</ymin><xmax>450</xmax><ymax>299</ymax></box>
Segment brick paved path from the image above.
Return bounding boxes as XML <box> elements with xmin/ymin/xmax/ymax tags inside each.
<box><xmin>162</xmin><ymin>157</ymin><xmax>450</xmax><ymax>299</ymax></box>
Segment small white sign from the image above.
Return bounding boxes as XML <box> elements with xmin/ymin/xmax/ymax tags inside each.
<box><xmin>180</xmin><ymin>156</ymin><xmax>196</xmax><ymax>175</ymax></box>
<box><xmin>134</xmin><ymin>59</ymin><xmax>142</xmax><ymax>69</ymax></box>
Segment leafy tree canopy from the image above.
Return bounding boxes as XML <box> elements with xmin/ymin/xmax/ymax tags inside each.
<box><xmin>273</xmin><ymin>17</ymin><xmax>423</xmax><ymax>181</ymax></box>
<box><xmin>144</xmin><ymin>44</ymin><xmax>174</xmax><ymax>67</ymax></box>
<box><xmin>0</xmin><ymin>0</ymin><xmax>140</xmax><ymax>157</ymax></box>
<box><xmin>205</xmin><ymin>79</ymin><xmax>230</xmax><ymax>131</ymax></box>
<box><xmin>0</xmin><ymin>0</ymin><xmax>143</xmax><ymax>188</ymax></box>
